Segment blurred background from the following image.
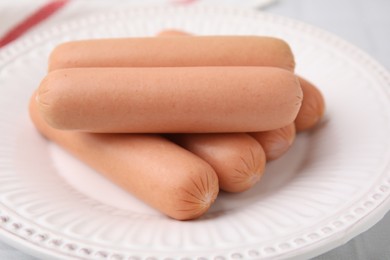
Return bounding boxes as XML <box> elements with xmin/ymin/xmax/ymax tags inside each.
<box><xmin>1</xmin><ymin>0</ymin><xmax>389</xmax><ymax>259</ymax></box>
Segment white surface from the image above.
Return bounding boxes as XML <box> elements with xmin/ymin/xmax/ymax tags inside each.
<box><xmin>266</xmin><ymin>1</ymin><xmax>390</xmax><ymax>259</ymax></box>
<box><xmin>1</xmin><ymin>5</ymin><xmax>390</xmax><ymax>260</ymax></box>
<box><xmin>267</xmin><ymin>0</ymin><xmax>390</xmax><ymax>70</ymax></box>
<box><xmin>0</xmin><ymin>0</ymin><xmax>276</xmax><ymax>39</ymax></box>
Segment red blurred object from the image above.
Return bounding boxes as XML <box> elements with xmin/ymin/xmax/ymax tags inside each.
<box><xmin>0</xmin><ymin>0</ymin><xmax>70</xmax><ymax>48</ymax></box>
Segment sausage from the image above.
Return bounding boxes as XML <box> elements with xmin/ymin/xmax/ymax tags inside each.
<box><xmin>250</xmin><ymin>123</ymin><xmax>296</xmax><ymax>161</ymax></box>
<box><xmin>168</xmin><ymin>133</ymin><xmax>266</xmax><ymax>193</ymax></box>
<box><xmin>48</xmin><ymin>36</ymin><xmax>295</xmax><ymax>72</ymax></box>
<box><xmin>295</xmin><ymin>77</ymin><xmax>325</xmax><ymax>131</ymax></box>
<box><xmin>29</xmin><ymin>92</ymin><xmax>219</xmax><ymax>220</ymax></box>
<box><xmin>37</xmin><ymin>67</ymin><xmax>303</xmax><ymax>133</ymax></box>
<box><xmin>157</xmin><ymin>29</ymin><xmax>326</xmax><ymax>132</ymax></box>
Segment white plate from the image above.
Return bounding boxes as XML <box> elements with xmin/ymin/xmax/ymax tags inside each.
<box><xmin>1</xmin><ymin>5</ymin><xmax>390</xmax><ymax>260</ymax></box>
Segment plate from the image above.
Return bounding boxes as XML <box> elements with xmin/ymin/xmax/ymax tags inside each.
<box><xmin>1</xmin><ymin>5</ymin><xmax>390</xmax><ymax>260</ymax></box>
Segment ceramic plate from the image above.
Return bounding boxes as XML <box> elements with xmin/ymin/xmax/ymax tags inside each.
<box><xmin>1</xmin><ymin>5</ymin><xmax>390</xmax><ymax>260</ymax></box>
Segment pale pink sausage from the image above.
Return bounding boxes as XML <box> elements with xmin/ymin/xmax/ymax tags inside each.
<box><xmin>37</xmin><ymin>67</ymin><xmax>303</xmax><ymax>133</ymax></box>
<box><xmin>48</xmin><ymin>36</ymin><xmax>295</xmax><ymax>72</ymax></box>
<box><xmin>169</xmin><ymin>133</ymin><xmax>266</xmax><ymax>193</ymax></box>
<box><xmin>251</xmin><ymin>123</ymin><xmax>296</xmax><ymax>161</ymax></box>
<box><xmin>295</xmin><ymin>77</ymin><xmax>326</xmax><ymax>131</ymax></box>
<box><xmin>30</xmin><ymin>93</ymin><xmax>219</xmax><ymax>220</ymax></box>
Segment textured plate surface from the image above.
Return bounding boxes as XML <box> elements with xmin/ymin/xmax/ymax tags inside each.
<box><xmin>1</xmin><ymin>5</ymin><xmax>390</xmax><ymax>260</ymax></box>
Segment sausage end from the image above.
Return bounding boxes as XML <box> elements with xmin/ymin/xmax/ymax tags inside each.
<box><xmin>36</xmin><ymin>71</ymin><xmax>75</xmax><ymax>130</ymax></box>
<box><xmin>172</xmin><ymin>165</ymin><xmax>219</xmax><ymax>220</ymax></box>
<box><xmin>222</xmin><ymin>142</ymin><xmax>266</xmax><ymax>193</ymax></box>
<box><xmin>252</xmin><ymin>123</ymin><xmax>296</xmax><ymax>161</ymax></box>
<box><xmin>295</xmin><ymin>77</ymin><xmax>326</xmax><ymax>131</ymax></box>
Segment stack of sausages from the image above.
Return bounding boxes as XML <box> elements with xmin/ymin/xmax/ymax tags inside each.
<box><xmin>29</xmin><ymin>30</ymin><xmax>325</xmax><ymax>220</ymax></box>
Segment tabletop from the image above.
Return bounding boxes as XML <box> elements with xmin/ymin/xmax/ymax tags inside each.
<box><xmin>0</xmin><ymin>0</ymin><xmax>389</xmax><ymax>259</ymax></box>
